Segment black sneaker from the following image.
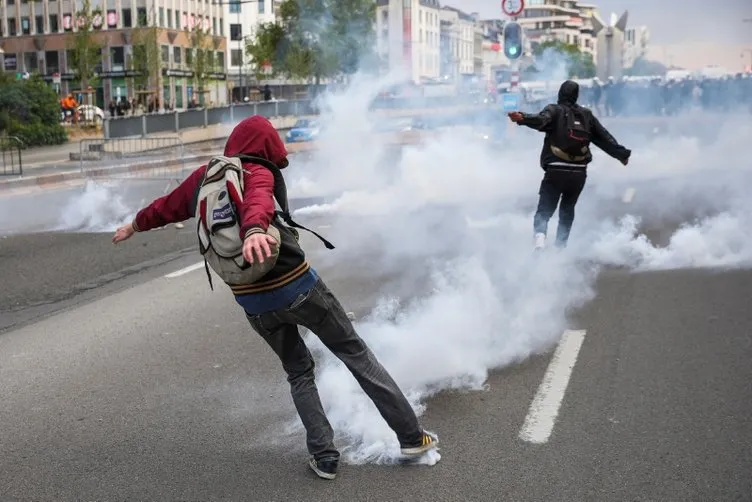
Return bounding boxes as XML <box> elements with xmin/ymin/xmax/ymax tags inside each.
<box><xmin>308</xmin><ymin>457</ymin><xmax>339</xmax><ymax>480</ymax></box>
<box><xmin>400</xmin><ymin>430</ymin><xmax>439</xmax><ymax>456</ymax></box>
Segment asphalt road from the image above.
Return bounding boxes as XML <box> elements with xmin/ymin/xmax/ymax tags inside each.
<box><xmin>0</xmin><ymin>250</ymin><xmax>750</xmax><ymax>501</ymax></box>
<box><xmin>0</xmin><ymin>113</ymin><xmax>749</xmax><ymax>500</ymax></box>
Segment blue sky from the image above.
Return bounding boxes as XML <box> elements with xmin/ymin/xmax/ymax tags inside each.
<box><xmin>454</xmin><ymin>0</ymin><xmax>752</xmax><ymax>70</ymax></box>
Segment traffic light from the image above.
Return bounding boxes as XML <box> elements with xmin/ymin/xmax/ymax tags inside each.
<box><xmin>504</xmin><ymin>22</ymin><xmax>523</xmax><ymax>60</ymax></box>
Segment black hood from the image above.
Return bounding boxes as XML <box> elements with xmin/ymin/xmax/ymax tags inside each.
<box><xmin>557</xmin><ymin>80</ymin><xmax>579</xmax><ymax>105</ymax></box>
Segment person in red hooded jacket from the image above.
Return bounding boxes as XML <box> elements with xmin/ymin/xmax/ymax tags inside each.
<box><xmin>112</xmin><ymin>116</ymin><xmax>438</xmax><ymax>480</ymax></box>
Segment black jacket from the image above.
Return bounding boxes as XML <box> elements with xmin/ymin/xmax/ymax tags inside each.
<box><xmin>518</xmin><ymin>80</ymin><xmax>631</xmax><ymax>170</ymax></box>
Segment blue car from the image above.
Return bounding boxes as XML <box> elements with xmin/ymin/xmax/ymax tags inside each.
<box><xmin>285</xmin><ymin>119</ymin><xmax>321</xmax><ymax>143</ymax></box>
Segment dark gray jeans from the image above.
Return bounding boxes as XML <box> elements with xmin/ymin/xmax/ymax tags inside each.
<box><xmin>246</xmin><ymin>277</ymin><xmax>423</xmax><ymax>460</ymax></box>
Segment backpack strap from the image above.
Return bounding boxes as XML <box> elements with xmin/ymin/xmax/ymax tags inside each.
<box><xmin>237</xmin><ymin>154</ymin><xmax>335</xmax><ymax>250</ymax></box>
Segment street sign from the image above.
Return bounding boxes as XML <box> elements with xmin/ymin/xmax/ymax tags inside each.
<box><xmin>501</xmin><ymin>0</ymin><xmax>525</xmax><ymax>17</ymax></box>
<box><xmin>502</xmin><ymin>92</ymin><xmax>521</xmax><ymax>112</ymax></box>
<box><xmin>52</xmin><ymin>72</ymin><xmax>61</xmax><ymax>85</ymax></box>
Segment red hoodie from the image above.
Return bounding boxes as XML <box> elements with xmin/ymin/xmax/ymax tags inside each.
<box><xmin>132</xmin><ymin>115</ymin><xmax>288</xmax><ymax>238</ymax></box>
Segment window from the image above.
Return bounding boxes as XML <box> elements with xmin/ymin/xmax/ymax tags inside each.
<box><xmin>122</xmin><ymin>8</ymin><xmax>132</xmax><ymax>27</ymax></box>
<box><xmin>7</xmin><ymin>0</ymin><xmax>14</xmax><ymax>4</ymax></box>
<box><xmin>137</xmin><ymin>7</ymin><xmax>147</xmax><ymax>26</ymax></box>
<box><xmin>159</xmin><ymin>8</ymin><xmax>164</xmax><ymax>27</ymax></box>
<box><xmin>230</xmin><ymin>49</ymin><xmax>242</xmax><ymax>67</ymax></box>
<box><xmin>49</xmin><ymin>14</ymin><xmax>59</xmax><ymax>32</ymax></box>
<box><xmin>111</xmin><ymin>46</ymin><xmax>125</xmax><ymax>69</ymax></box>
<box><xmin>167</xmin><ymin>9</ymin><xmax>172</xmax><ymax>27</ymax></box>
<box><xmin>35</xmin><ymin>15</ymin><xmax>44</xmax><ymax>34</ymax></box>
<box><xmin>186</xmin><ymin>49</ymin><xmax>193</xmax><ymax>65</ymax></box>
<box><xmin>45</xmin><ymin>51</ymin><xmax>59</xmax><ymax>73</ymax></box>
<box><xmin>229</xmin><ymin>0</ymin><xmax>240</xmax><ymax>13</ymax></box>
<box><xmin>212</xmin><ymin>18</ymin><xmax>217</xmax><ymax>35</ymax></box>
<box><xmin>258</xmin><ymin>0</ymin><xmax>264</xmax><ymax>13</ymax></box>
<box><xmin>173</xmin><ymin>46</ymin><xmax>181</xmax><ymax>64</ymax></box>
<box><xmin>22</xmin><ymin>17</ymin><xmax>31</xmax><ymax>35</ymax></box>
<box><xmin>23</xmin><ymin>52</ymin><xmax>37</xmax><ymax>72</ymax></box>
<box><xmin>175</xmin><ymin>10</ymin><xmax>179</xmax><ymax>29</ymax></box>
<box><xmin>219</xmin><ymin>19</ymin><xmax>223</xmax><ymax>36</ymax></box>
<box><xmin>230</xmin><ymin>24</ymin><xmax>242</xmax><ymax>41</ymax></box>
<box><xmin>8</xmin><ymin>18</ymin><xmax>17</xmax><ymax>36</ymax></box>
<box><xmin>216</xmin><ymin>51</ymin><xmax>224</xmax><ymax>69</ymax></box>
<box><xmin>161</xmin><ymin>45</ymin><xmax>170</xmax><ymax>63</ymax></box>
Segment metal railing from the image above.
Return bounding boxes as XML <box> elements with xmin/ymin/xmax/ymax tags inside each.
<box><xmin>0</xmin><ymin>136</ymin><xmax>24</xmax><ymax>176</ymax></box>
<box><xmin>78</xmin><ymin>137</ymin><xmax>191</xmax><ymax>183</ymax></box>
<box><xmin>103</xmin><ymin>95</ymin><xmax>485</xmax><ymax>139</ymax></box>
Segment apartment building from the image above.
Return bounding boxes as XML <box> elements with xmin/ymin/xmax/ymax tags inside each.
<box><xmin>225</xmin><ymin>0</ymin><xmax>275</xmax><ymax>101</ymax></box>
<box><xmin>375</xmin><ymin>0</ymin><xmax>441</xmax><ymax>83</ymax></box>
<box><xmin>0</xmin><ymin>0</ymin><xmax>228</xmax><ymax>109</ymax></box>
<box><xmin>516</xmin><ymin>0</ymin><xmax>597</xmax><ymax>61</ymax></box>
<box><xmin>439</xmin><ymin>5</ymin><xmax>476</xmax><ymax>79</ymax></box>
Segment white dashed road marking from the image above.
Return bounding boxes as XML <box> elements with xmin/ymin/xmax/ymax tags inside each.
<box><xmin>164</xmin><ymin>262</ymin><xmax>204</xmax><ymax>278</ymax></box>
<box><xmin>519</xmin><ymin>329</ymin><xmax>587</xmax><ymax>444</ymax></box>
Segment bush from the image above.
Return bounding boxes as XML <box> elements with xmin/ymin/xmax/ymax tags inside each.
<box><xmin>0</xmin><ymin>73</ymin><xmax>68</xmax><ymax>148</ymax></box>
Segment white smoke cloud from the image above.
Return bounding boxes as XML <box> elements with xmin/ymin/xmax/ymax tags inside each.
<box><xmin>56</xmin><ymin>181</ymin><xmax>135</xmax><ymax>232</ymax></box>
<box><xmin>276</xmin><ymin>75</ymin><xmax>752</xmax><ymax>465</ymax></box>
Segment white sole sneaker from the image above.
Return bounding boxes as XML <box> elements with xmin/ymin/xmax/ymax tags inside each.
<box><xmin>401</xmin><ymin>431</ymin><xmax>439</xmax><ymax>456</ymax></box>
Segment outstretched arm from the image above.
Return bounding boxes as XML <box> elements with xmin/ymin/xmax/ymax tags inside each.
<box><xmin>112</xmin><ymin>165</ymin><xmax>206</xmax><ymax>243</ymax></box>
<box><xmin>590</xmin><ymin>115</ymin><xmax>631</xmax><ymax>164</ymax></box>
<box><xmin>509</xmin><ymin>104</ymin><xmax>558</xmax><ymax>132</ymax></box>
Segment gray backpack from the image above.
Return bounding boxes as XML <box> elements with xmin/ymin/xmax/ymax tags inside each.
<box><xmin>196</xmin><ymin>156</ymin><xmax>280</xmax><ymax>287</ymax></box>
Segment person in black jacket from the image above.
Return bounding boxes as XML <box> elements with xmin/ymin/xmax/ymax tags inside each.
<box><xmin>508</xmin><ymin>80</ymin><xmax>631</xmax><ymax>250</ymax></box>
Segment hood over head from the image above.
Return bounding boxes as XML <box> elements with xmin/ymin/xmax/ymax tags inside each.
<box><xmin>557</xmin><ymin>80</ymin><xmax>580</xmax><ymax>105</ymax></box>
<box><xmin>224</xmin><ymin>115</ymin><xmax>289</xmax><ymax>168</ymax></box>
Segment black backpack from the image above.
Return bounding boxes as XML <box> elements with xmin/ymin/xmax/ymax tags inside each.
<box><xmin>551</xmin><ymin>105</ymin><xmax>591</xmax><ymax>161</ymax></box>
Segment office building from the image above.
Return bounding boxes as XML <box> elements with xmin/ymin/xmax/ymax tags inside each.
<box><xmin>0</xmin><ymin>0</ymin><xmax>229</xmax><ymax>109</ymax></box>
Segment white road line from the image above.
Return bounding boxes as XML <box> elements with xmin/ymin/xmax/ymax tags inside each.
<box><xmin>164</xmin><ymin>262</ymin><xmax>204</xmax><ymax>278</ymax></box>
<box><xmin>519</xmin><ymin>329</ymin><xmax>587</xmax><ymax>444</ymax></box>
<box><xmin>622</xmin><ymin>187</ymin><xmax>636</xmax><ymax>203</ymax></box>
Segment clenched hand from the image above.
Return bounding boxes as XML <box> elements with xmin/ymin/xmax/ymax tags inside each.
<box><xmin>508</xmin><ymin>111</ymin><xmax>524</xmax><ymax>123</ymax></box>
<box><xmin>243</xmin><ymin>232</ymin><xmax>279</xmax><ymax>264</ymax></box>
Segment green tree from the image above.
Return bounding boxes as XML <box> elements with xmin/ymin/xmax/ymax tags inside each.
<box><xmin>68</xmin><ymin>0</ymin><xmax>103</xmax><ymax>91</ymax></box>
<box><xmin>190</xmin><ymin>23</ymin><xmax>212</xmax><ymax>105</ymax></box>
<box><xmin>245</xmin><ymin>21</ymin><xmax>287</xmax><ymax>80</ymax></box>
<box><xmin>130</xmin><ymin>24</ymin><xmax>162</xmax><ymax>105</ymax></box>
<box><xmin>533</xmin><ymin>40</ymin><xmax>596</xmax><ymax>79</ymax></box>
<box><xmin>0</xmin><ymin>73</ymin><xmax>67</xmax><ymax>146</ymax></box>
<box><xmin>245</xmin><ymin>0</ymin><xmax>376</xmax><ymax>83</ymax></box>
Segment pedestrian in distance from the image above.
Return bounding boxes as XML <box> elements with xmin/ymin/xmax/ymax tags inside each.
<box><xmin>111</xmin><ymin>115</ymin><xmax>438</xmax><ymax>480</ymax></box>
<box><xmin>507</xmin><ymin>80</ymin><xmax>631</xmax><ymax>250</ymax></box>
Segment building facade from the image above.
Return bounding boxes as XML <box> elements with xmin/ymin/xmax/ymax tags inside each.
<box><xmin>225</xmin><ymin>0</ymin><xmax>276</xmax><ymax>101</ymax></box>
<box><xmin>516</xmin><ymin>0</ymin><xmax>597</xmax><ymax>62</ymax></box>
<box><xmin>376</xmin><ymin>0</ymin><xmax>441</xmax><ymax>83</ymax></box>
<box><xmin>439</xmin><ymin>6</ymin><xmax>475</xmax><ymax>79</ymax></box>
<box><xmin>0</xmin><ymin>0</ymin><xmax>228</xmax><ymax>110</ymax></box>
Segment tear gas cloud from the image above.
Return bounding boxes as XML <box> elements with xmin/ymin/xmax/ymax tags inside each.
<box><xmin>281</xmin><ymin>68</ymin><xmax>752</xmax><ymax>464</ymax></box>
<box><xmin>39</xmin><ymin>48</ymin><xmax>752</xmax><ymax>465</ymax></box>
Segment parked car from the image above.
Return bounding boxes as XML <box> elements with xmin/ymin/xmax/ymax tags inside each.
<box><xmin>285</xmin><ymin>119</ymin><xmax>320</xmax><ymax>142</ymax></box>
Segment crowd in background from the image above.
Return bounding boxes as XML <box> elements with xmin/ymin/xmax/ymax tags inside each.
<box><xmin>576</xmin><ymin>74</ymin><xmax>752</xmax><ymax>116</ymax></box>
